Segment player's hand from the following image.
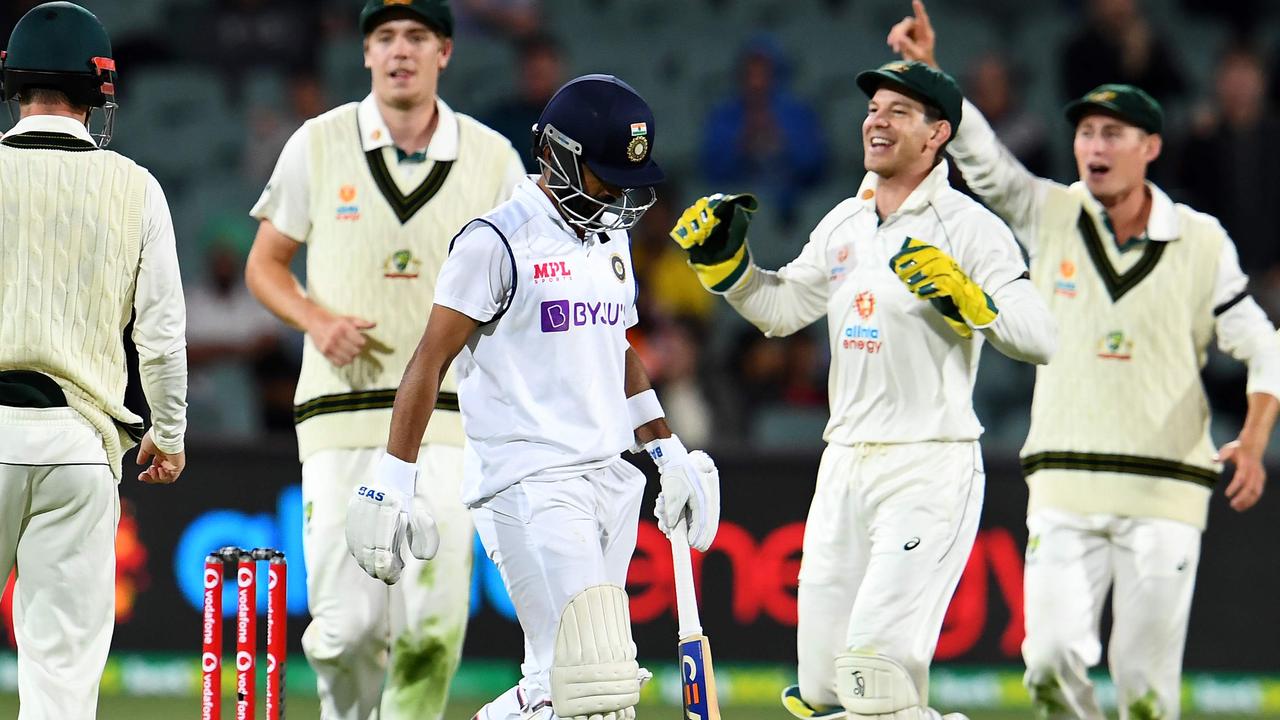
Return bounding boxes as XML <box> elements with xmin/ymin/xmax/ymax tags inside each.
<box><xmin>308</xmin><ymin>312</ymin><xmax>376</xmax><ymax>367</ymax></box>
<box><xmin>135</xmin><ymin>429</ymin><xmax>184</xmax><ymax>484</ymax></box>
<box><xmin>669</xmin><ymin>193</ymin><xmax>759</xmax><ymax>293</ymax></box>
<box><xmin>346</xmin><ymin>453</ymin><xmax>439</xmax><ymax>585</ymax></box>
<box><xmin>890</xmin><ymin>237</ymin><xmax>997</xmax><ymax>337</ymax></box>
<box><xmin>646</xmin><ymin>436</ymin><xmax>720</xmax><ymax>552</ymax></box>
<box><xmin>1216</xmin><ymin>438</ymin><xmax>1267</xmax><ymax>512</ymax></box>
<box><xmin>887</xmin><ymin>0</ymin><xmax>939</xmax><ymax>68</ymax></box>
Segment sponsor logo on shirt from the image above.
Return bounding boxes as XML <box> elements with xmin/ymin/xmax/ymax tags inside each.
<box><xmin>841</xmin><ymin>290</ymin><xmax>882</xmax><ymax>352</ymax></box>
<box><xmin>855</xmin><ymin>291</ymin><xmax>875</xmax><ymax>320</ymax></box>
<box><xmin>384</xmin><ymin>249</ymin><xmax>421</xmax><ymax>279</ymax></box>
<box><xmin>828</xmin><ymin>244</ymin><xmax>854</xmax><ymax>283</ymax></box>
<box><xmin>336</xmin><ymin>184</ymin><xmax>360</xmax><ymax>221</ymax></box>
<box><xmin>1097</xmin><ymin>330</ymin><xmax>1133</xmax><ymax>360</ymax></box>
<box><xmin>1054</xmin><ymin>259</ymin><xmax>1077</xmax><ymax>298</ymax></box>
<box><xmin>533</xmin><ymin>260</ymin><xmax>572</xmax><ymax>283</ymax></box>
<box><xmin>841</xmin><ymin>324</ymin><xmax>882</xmax><ymax>353</ymax></box>
<box><xmin>540</xmin><ymin>299</ymin><xmax>628</xmax><ymax>333</ymax></box>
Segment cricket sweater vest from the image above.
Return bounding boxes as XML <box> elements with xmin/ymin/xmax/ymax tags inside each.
<box><xmin>1021</xmin><ymin>183</ymin><xmax>1225</xmax><ymax>529</ymax></box>
<box><xmin>0</xmin><ymin>133</ymin><xmax>147</xmax><ymax>479</ymax></box>
<box><xmin>294</xmin><ymin>103</ymin><xmax>514</xmax><ymax>460</ymax></box>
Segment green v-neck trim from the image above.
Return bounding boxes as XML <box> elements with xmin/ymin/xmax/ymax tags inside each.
<box><xmin>355</xmin><ymin>113</ymin><xmax>454</xmax><ymax>224</ymax></box>
<box><xmin>365</xmin><ymin>149</ymin><xmax>454</xmax><ymax>224</ymax></box>
<box><xmin>1077</xmin><ymin>209</ymin><xmax>1165</xmax><ymax>302</ymax></box>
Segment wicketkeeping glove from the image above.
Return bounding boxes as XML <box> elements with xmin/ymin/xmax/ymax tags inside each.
<box><xmin>646</xmin><ymin>435</ymin><xmax>720</xmax><ymax>552</ymax></box>
<box><xmin>345</xmin><ymin>453</ymin><xmax>439</xmax><ymax>585</ymax></box>
<box><xmin>889</xmin><ymin>237</ymin><xmax>998</xmax><ymax>338</ymax></box>
<box><xmin>669</xmin><ymin>193</ymin><xmax>759</xmax><ymax>293</ymax></box>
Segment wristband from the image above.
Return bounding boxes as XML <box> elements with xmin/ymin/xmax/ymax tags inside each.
<box><xmin>376</xmin><ymin>452</ymin><xmax>418</xmax><ymax>502</ymax></box>
<box><xmin>627</xmin><ymin>388</ymin><xmax>664</xmax><ymax>429</ymax></box>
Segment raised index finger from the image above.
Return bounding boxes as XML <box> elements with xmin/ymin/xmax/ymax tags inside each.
<box><xmin>914</xmin><ymin>0</ymin><xmax>933</xmax><ymax>31</ymax></box>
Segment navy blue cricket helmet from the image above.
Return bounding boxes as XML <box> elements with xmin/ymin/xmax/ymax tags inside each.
<box><xmin>532</xmin><ymin>74</ymin><xmax>663</xmax><ymax>233</ymax></box>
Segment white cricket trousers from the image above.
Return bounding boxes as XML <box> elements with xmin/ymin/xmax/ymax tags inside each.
<box><xmin>1022</xmin><ymin>508</ymin><xmax>1201</xmax><ymax>720</ymax></box>
<box><xmin>0</xmin><ymin>406</ymin><xmax>118</xmax><ymax>720</ymax></box>
<box><xmin>796</xmin><ymin>441</ymin><xmax>984</xmax><ymax>712</ymax></box>
<box><xmin>301</xmin><ymin>444</ymin><xmax>473</xmax><ymax>720</ymax></box>
<box><xmin>470</xmin><ymin>457</ymin><xmax>647</xmax><ymax>719</ymax></box>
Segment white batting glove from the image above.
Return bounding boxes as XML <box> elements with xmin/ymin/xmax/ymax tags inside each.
<box><xmin>345</xmin><ymin>452</ymin><xmax>439</xmax><ymax>585</ymax></box>
<box><xmin>647</xmin><ymin>435</ymin><xmax>720</xmax><ymax>552</ymax></box>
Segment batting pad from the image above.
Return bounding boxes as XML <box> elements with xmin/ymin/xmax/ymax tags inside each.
<box><xmin>551</xmin><ymin>584</ymin><xmax>641</xmax><ymax>719</ymax></box>
<box><xmin>834</xmin><ymin>651</ymin><xmax>925</xmax><ymax>719</ymax></box>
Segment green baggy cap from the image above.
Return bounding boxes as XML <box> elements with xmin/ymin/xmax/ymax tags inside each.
<box><xmin>856</xmin><ymin>59</ymin><xmax>963</xmax><ymax>131</ymax></box>
<box><xmin>360</xmin><ymin>0</ymin><xmax>453</xmax><ymax>37</ymax></box>
<box><xmin>1064</xmin><ymin>83</ymin><xmax>1163</xmax><ymax>134</ymax></box>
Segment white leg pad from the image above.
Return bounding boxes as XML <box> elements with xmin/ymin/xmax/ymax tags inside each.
<box><xmin>835</xmin><ymin>651</ymin><xmax>925</xmax><ymax>719</ymax></box>
<box><xmin>550</xmin><ymin>585</ymin><xmax>640</xmax><ymax>720</ymax></box>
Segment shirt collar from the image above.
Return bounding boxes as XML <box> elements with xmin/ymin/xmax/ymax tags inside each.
<box><xmin>514</xmin><ymin>176</ymin><xmax>605</xmax><ymax>244</ymax></box>
<box><xmin>357</xmin><ymin>94</ymin><xmax>459</xmax><ymax>161</ymax></box>
<box><xmin>1071</xmin><ymin>180</ymin><xmax>1179</xmax><ymax>242</ymax></box>
<box><xmin>5</xmin><ymin>114</ymin><xmax>94</xmax><ymax>144</ymax></box>
<box><xmin>855</xmin><ymin>160</ymin><xmax>952</xmax><ymax>217</ymax></box>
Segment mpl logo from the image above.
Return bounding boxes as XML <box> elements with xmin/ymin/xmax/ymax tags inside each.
<box><xmin>533</xmin><ymin>260</ymin><xmax>572</xmax><ymax>283</ymax></box>
<box><xmin>539</xmin><ymin>300</ymin><xmax>627</xmax><ymax>333</ymax></box>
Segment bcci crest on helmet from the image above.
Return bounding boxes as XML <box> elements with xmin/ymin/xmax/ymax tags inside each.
<box><xmin>627</xmin><ymin>122</ymin><xmax>649</xmax><ymax>163</ymax></box>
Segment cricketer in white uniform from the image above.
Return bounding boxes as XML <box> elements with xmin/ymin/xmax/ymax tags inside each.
<box><xmin>0</xmin><ymin>4</ymin><xmax>188</xmax><ymax>718</ymax></box>
<box><xmin>345</xmin><ymin>74</ymin><xmax>721</xmax><ymax>720</ymax></box>
<box><xmin>245</xmin><ymin>1</ymin><xmax>523</xmax><ymax>717</ymax></box>
<box><xmin>672</xmin><ymin>61</ymin><xmax>1056</xmax><ymax>720</ymax></box>
<box><xmin>888</xmin><ymin>4</ymin><xmax>1280</xmax><ymax>718</ymax></box>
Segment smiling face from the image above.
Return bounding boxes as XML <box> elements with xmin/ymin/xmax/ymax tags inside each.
<box><xmin>364</xmin><ymin>18</ymin><xmax>453</xmax><ymax>111</ymax></box>
<box><xmin>1073</xmin><ymin>113</ymin><xmax>1161</xmax><ymax>202</ymax></box>
<box><xmin>862</xmin><ymin>86</ymin><xmax>951</xmax><ymax>178</ymax></box>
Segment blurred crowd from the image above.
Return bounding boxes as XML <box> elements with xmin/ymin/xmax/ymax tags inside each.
<box><xmin>7</xmin><ymin>0</ymin><xmax>1280</xmax><ymax>453</ymax></box>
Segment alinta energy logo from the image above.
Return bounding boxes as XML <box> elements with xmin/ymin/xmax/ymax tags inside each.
<box><xmin>540</xmin><ymin>299</ymin><xmax>628</xmax><ymax>333</ymax></box>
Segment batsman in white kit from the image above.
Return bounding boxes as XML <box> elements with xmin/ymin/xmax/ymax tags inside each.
<box><xmin>670</xmin><ymin>60</ymin><xmax>1056</xmax><ymax>720</ymax></box>
<box><xmin>0</xmin><ymin>3</ymin><xmax>188</xmax><ymax>718</ymax></box>
<box><xmin>889</xmin><ymin>3</ymin><xmax>1280</xmax><ymax>718</ymax></box>
<box><xmin>344</xmin><ymin>74</ymin><xmax>720</xmax><ymax>720</ymax></box>
<box><xmin>244</xmin><ymin>1</ymin><xmax>524</xmax><ymax>717</ymax></box>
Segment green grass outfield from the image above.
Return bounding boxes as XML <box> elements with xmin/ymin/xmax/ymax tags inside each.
<box><xmin>0</xmin><ymin>695</ymin><xmax>1277</xmax><ymax>720</ymax></box>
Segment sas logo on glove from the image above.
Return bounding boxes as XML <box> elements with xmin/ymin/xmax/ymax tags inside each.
<box><xmin>356</xmin><ymin>486</ymin><xmax>386</xmax><ymax>502</ymax></box>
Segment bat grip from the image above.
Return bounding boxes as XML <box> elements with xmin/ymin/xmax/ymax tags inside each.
<box><xmin>670</xmin><ymin>519</ymin><xmax>703</xmax><ymax>638</ymax></box>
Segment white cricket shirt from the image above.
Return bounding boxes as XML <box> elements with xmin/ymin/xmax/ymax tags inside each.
<box><xmin>434</xmin><ymin>177</ymin><xmax>639</xmax><ymax>504</ymax></box>
<box><xmin>725</xmin><ymin>161</ymin><xmax>1056</xmax><ymax>445</ymax></box>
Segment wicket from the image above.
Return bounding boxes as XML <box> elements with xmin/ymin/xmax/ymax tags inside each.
<box><xmin>201</xmin><ymin>546</ymin><xmax>288</xmax><ymax>720</ymax></box>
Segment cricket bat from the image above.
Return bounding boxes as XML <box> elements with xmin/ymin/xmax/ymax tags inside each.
<box><xmin>670</xmin><ymin>519</ymin><xmax>721</xmax><ymax>720</ymax></box>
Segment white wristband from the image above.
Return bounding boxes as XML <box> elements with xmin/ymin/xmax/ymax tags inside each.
<box><xmin>627</xmin><ymin>389</ymin><xmax>664</xmax><ymax>429</ymax></box>
<box><xmin>376</xmin><ymin>452</ymin><xmax>418</xmax><ymax>502</ymax></box>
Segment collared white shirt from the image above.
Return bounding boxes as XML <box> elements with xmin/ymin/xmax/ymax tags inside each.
<box><xmin>434</xmin><ymin>177</ymin><xmax>639</xmax><ymax>503</ymax></box>
<box><xmin>255</xmin><ymin>94</ymin><xmax>525</xmax><ymax>242</ymax></box>
<box><xmin>725</xmin><ymin>160</ymin><xmax>1056</xmax><ymax>445</ymax></box>
<box><xmin>4</xmin><ymin>114</ymin><xmax>187</xmax><ymax>451</ymax></box>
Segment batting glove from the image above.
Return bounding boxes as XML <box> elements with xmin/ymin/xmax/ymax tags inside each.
<box><xmin>669</xmin><ymin>193</ymin><xmax>759</xmax><ymax>293</ymax></box>
<box><xmin>647</xmin><ymin>435</ymin><xmax>720</xmax><ymax>551</ymax></box>
<box><xmin>345</xmin><ymin>452</ymin><xmax>439</xmax><ymax>585</ymax></box>
<box><xmin>889</xmin><ymin>237</ymin><xmax>998</xmax><ymax>338</ymax></box>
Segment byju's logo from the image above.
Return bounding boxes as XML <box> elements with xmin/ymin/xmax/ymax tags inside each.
<box><xmin>541</xmin><ymin>300</ymin><xmax>571</xmax><ymax>332</ymax></box>
<box><xmin>540</xmin><ymin>300</ymin><xmax>626</xmax><ymax>333</ymax></box>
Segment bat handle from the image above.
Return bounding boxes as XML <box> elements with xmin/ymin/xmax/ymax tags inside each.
<box><xmin>670</xmin><ymin>519</ymin><xmax>703</xmax><ymax>637</ymax></box>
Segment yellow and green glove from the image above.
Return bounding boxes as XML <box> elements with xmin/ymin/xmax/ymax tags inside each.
<box><xmin>669</xmin><ymin>193</ymin><xmax>759</xmax><ymax>293</ymax></box>
<box><xmin>889</xmin><ymin>237</ymin><xmax>998</xmax><ymax>339</ymax></box>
